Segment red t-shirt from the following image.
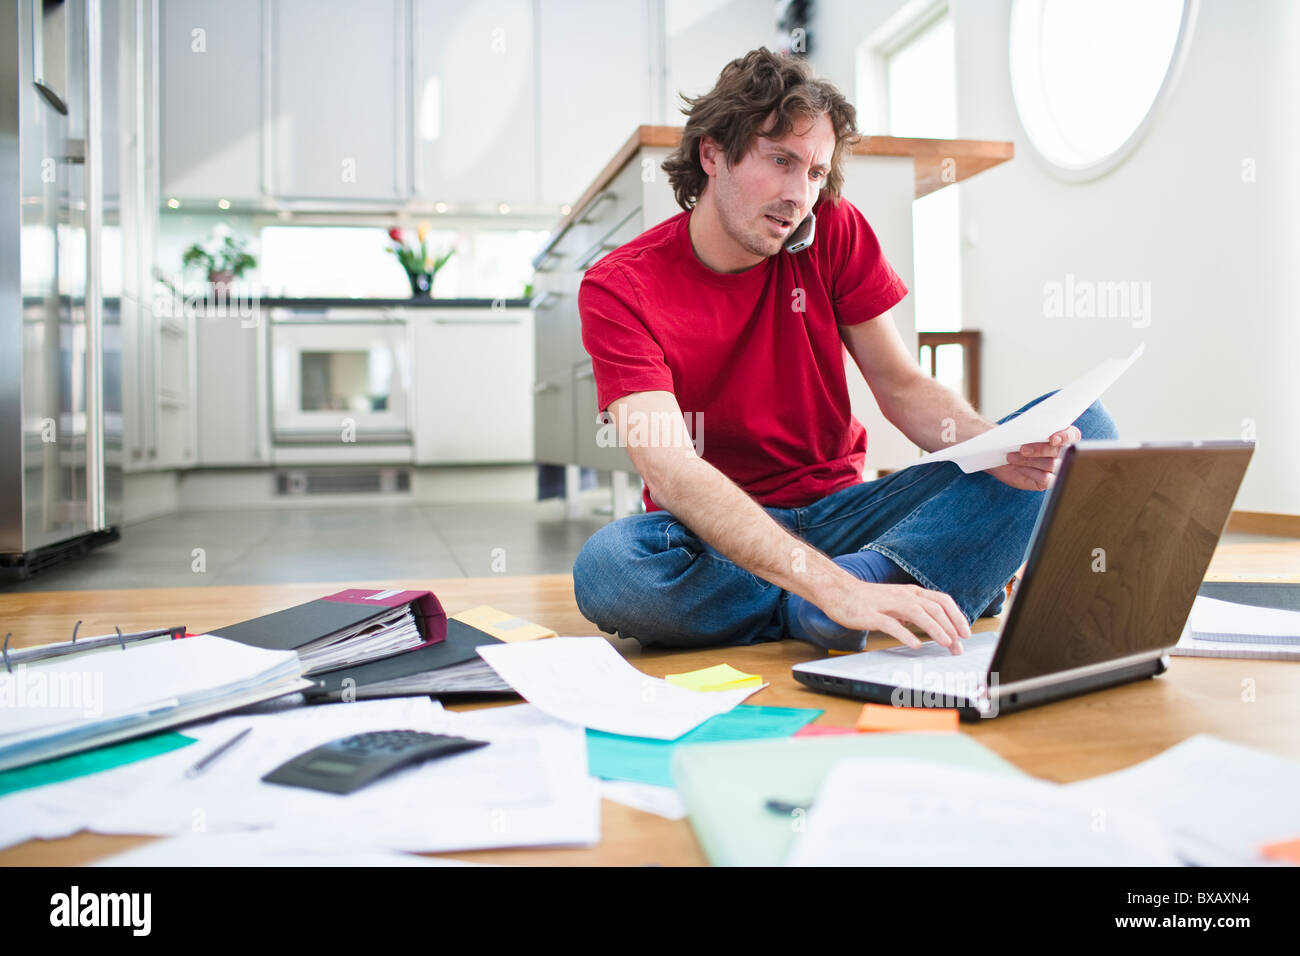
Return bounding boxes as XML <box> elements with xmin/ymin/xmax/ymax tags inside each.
<box><xmin>578</xmin><ymin>194</ymin><xmax>908</xmax><ymax>512</ymax></box>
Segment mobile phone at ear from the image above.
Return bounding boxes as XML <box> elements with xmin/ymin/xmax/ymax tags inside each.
<box><xmin>783</xmin><ymin>212</ymin><xmax>816</xmax><ymax>253</ymax></box>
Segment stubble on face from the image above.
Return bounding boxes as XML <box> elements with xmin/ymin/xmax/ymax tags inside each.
<box><xmin>711</xmin><ymin>166</ymin><xmax>787</xmax><ymax>261</ymax></box>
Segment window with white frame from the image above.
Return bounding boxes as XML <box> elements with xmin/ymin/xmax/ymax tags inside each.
<box><xmin>865</xmin><ymin>5</ymin><xmax>966</xmax><ymax>394</ymax></box>
<box><xmin>1009</xmin><ymin>0</ymin><xmax>1193</xmax><ymax>178</ymax></box>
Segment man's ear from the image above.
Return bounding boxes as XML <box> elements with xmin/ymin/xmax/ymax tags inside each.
<box><xmin>698</xmin><ymin>136</ymin><xmax>722</xmax><ymax>176</ymax></box>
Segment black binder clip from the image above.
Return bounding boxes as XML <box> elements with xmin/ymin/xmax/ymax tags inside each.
<box><xmin>115</xmin><ymin>626</ymin><xmax>126</xmax><ymax>650</ymax></box>
<box><xmin>2</xmin><ymin>633</ymin><xmax>11</xmax><ymax>674</ymax></box>
<box><xmin>71</xmin><ymin>620</ymin><xmax>82</xmax><ymax>644</ymax></box>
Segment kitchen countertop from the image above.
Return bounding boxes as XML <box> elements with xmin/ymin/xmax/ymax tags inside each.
<box><xmin>205</xmin><ymin>296</ymin><xmax>532</xmax><ymax>310</ymax></box>
<box><xmin>50</xmin><ymin>296</ymin><xmax>531</xmax><ymax>310</ymax></box>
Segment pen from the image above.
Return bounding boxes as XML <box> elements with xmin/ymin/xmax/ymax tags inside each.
<box><xmin>764</xmin><ymin>799</ymin><xmax>809</xmax><ymax>815</ymax></box>
<box><xmin>185</xmin><ymin>727</ymin><xmax>252</xmax><ymax>778</ymax></box>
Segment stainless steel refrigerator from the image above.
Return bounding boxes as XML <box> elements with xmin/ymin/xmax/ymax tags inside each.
<box><xmin>1</xmin><ymin>0</ymin><xmax>121</xmax><ymax>579</ymax></box>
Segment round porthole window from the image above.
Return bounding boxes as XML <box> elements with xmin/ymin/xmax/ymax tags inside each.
<box><xmin>1009</xmin><ymin>0</ymin><xmax>1198</xmax><ymax>180</ymax></box>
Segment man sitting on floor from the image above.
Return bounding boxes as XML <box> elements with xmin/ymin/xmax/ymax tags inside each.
<box><xmin>572</xmin><ymin>48</ymin><xmax>1117</xmax><ymax>653</ymax></box>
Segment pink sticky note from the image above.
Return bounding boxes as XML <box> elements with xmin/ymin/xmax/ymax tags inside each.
<box><xmin>794</xmin><ymin>725</ymin><xmax>860</xmax><ymax>737</ymax></box>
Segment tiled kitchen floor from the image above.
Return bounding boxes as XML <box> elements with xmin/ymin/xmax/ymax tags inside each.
<box><xmin>1</xmin><ymin>501</ymin><xmax>614</xmax><ymax>592</ymax></box>
<box><xmin>0</xmin><ymin>503</ymin><xmax>1288</xmax><ymax>594</ymax></box>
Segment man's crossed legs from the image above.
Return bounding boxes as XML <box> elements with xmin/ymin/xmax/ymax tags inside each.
<box><xmin>573</xmin><ymin>392</ymin><xmax>1118</xmax><ymax>650</ymax></box>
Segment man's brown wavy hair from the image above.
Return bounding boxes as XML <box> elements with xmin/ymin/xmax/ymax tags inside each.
<box><xmin>662</xmin><ymin>48</ymin><xmax>860</xmax><ymax>211</ymax></box>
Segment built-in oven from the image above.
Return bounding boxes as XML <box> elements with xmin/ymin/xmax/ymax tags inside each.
<box><xmin>270</xmin><ymin>308</ymin><xmax>412</xmax><ymax>443</ymax></box>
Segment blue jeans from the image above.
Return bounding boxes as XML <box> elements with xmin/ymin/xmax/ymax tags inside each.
<box><xmin>573</xmin><ymin>392</ymin><xmax>1119</xmax><ymax>648</ymax></box>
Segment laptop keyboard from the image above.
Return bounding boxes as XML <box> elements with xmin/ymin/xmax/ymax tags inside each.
<box><xmin>804</xmin><ymin>632</ymin><xmax>999</xmax><ymax>693</ymax></box>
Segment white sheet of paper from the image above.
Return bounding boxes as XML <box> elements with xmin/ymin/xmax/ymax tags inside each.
<box><xmin>913</xmin><ymin>344</ymin><xmax>1143</xmax><ymax>473</ymax></box>
<box><xmin>90</xmin><ymin>831</ymin><xmax>482</xmax><ymax>867</ymax></box>
<box><xmin>476</xmin><ymin>637</ymin><xmax>763</xmax><ymax>739</ymax></box>
<box><xmin>784</xmin><ymin>758</ymin><xmax>1178</xmax><ymax>867</ymax></box>
<box><xmin>1188</xmin><ymin>595</ymin><xmax>1300</xmax><ymax>643</ymax></box>
<box><xmin>599</xmin><ymin>780</ymin><xmax>688</xmax><ymax>820</ymax></box>
<box><xmin>1064</xmin><ymin>734</ymin><xmax>1300</xmax><ymax>865</ymax></box>
<box><xmin>0</xmin><ymin>698</ymin><xmax>601</xmax><ymax>855</ymax></box>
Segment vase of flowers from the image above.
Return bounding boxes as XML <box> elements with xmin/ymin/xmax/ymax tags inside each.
<box><xmin>388</xmin><ymin>223</ymin><xmax>454</xmax><ymax>299</ymax></box>
<box><xmin>181</xmin><ymin>224</ymin><xmax>256</xmax><ymax>295</ymax></box>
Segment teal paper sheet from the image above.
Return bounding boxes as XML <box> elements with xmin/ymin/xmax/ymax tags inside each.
<box><xmin>0</xmin><ymin>732</ymin><xmax>197</xmax><ymax>796</ymax></box>
<box><xmin>587</xmin><ymin>704</ymin><xmax>822</xmax><ymax>788</ymax></box>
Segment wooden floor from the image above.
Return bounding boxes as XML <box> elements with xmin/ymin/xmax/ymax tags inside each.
<box><xmin>1</xmin><ymin>537</ymin><xmax>1298</xmax><ymax>866</ymax></box>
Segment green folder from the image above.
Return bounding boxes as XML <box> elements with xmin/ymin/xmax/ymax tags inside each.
<box><xmin>671</xmin><ymin>733</ymin><xmax>1025</xmax><ymax>867</ymax></box>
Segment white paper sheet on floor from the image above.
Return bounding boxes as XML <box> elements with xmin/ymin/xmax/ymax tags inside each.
<box><xmin>1063</xmin><ymin>734</ymin><xmax>1300</xmax><ymax>865</ymax></box>
<box><xmin>784</xmin><ymin>758</ymin><xmax>1178</xmax><ymax>867</ymax></box>
<box><xmin>476</xmin><ymin>636</ymin><xmax>763</xmax><ymax>739</ymax></box>
<box><xmin>0</xmin><ymin>698</ymin><xmax>600</xmax><ymax>855</ymax></box>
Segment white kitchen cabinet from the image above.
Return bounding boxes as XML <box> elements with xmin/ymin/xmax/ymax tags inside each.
<box><xmin>273</xmin><ymin>0</ymin><xmax>405</xmax><ymax>201</ymax></box>
<box><xmin>411</xmin><ymin>0</ymin><xmax>534</xmax><ymax>204</ymax></box>
<box><xmin>195</xmin><ymin>308</ymin><xmax>269</xmax><ymax>465</ymax></box>
<box><xmin>151</xmin><ymin>307</ymin><xmax>198</xmax><ymax>469</ymax></box>
<box><xmin>536</xmin><ymin>0</ymin><xmax>654</xmax><ymax>206</ymax></box>
<box><xmin>412</xmin><ymin>308</ymin><xmax>534</xmax><ymax>463</ymax></box>
<box><xmin>159</xmin><ymin>0</ymin><xmax>264</xmax><ymax>201</ymax></box>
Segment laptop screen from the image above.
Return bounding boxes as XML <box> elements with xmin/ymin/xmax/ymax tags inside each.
<box><xmin>989</xmin><ymin>441</ymin><xmax>1254</xmax><ymax>685</ymax></box>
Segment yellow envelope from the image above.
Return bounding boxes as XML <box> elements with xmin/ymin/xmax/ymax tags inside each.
<box><xmin>451</xmin><ymin>605</ymin><xmax>556</xmax><ymax>643</ymax></box>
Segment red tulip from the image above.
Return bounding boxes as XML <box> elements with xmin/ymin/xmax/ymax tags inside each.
<box><xmin>387</xmin><ymin>227</ymin><xmax>404</xmax><ymax>243</ymax></box>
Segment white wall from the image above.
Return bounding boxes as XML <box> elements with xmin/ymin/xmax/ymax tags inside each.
<box><xmin>814</xmin><ymin>0</ymin><xmax>1300</xmax><ymax>514</ymax></box>
<box><xmin>665</xmin><ymin>0</ymin><xmax>775</xmax><ymax>114</ymax></box>
<box><xmin>955</xmin><ymin>0</ymin><xmax>1299</xmax><ymax>514</ymax></box>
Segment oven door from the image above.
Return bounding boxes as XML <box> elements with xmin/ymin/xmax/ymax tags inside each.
<box><xmin>270</xmin><ymin>310</ymin><xmax>412</xmax><ymax>443</ymax></box>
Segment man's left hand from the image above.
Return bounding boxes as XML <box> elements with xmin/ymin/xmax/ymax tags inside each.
<box><xmin>985</xmin><ymin>425</ymin><xmax>1082</xmax><ymax>491</ymax></box>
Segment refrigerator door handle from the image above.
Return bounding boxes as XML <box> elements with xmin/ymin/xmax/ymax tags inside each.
<box><xmin>84</xmin><ymin>0</ymin><xmax>106</xmax><ymax>531</ymax></box>
<box><xmin>31</xmin><ymin>0</ymin><xmax>70</xmax><ymax>115</ymax></box>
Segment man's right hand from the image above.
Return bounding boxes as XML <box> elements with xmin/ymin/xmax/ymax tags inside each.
<box><xmin>818</xmin><ymin>578</ymin><xmax>971</xmax><ymax>655</ymax></box>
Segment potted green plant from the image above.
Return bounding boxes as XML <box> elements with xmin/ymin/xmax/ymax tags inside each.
<box><xmin>181</xmin><ymin>224</ymin><xmax>256</xmax><ymax>295</ymax></box>
<box><xmin>388</xmin><ymin>223</ymin><xmax>454</xmax><ymax>298</ymax></box>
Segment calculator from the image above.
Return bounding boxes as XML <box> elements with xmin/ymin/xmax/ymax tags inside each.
<box><xmin>261</xmin><ymin>730</ymin><xmax>489</xmax><ymax>795</ymax></box>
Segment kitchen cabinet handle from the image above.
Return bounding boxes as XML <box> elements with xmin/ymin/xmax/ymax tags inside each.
<box><xmin>577</xmin><ymin>192</ymin><xmax>616</xmax><ymax>223</ymax></box>
<box><xmin>271</xmin><ymin>316</ymin><xmax>406</xmax><ymax>326</ymax></box>
<box><xmin>533</xmin><ymin>250</ymin><xmax>562</xmax><ymax>272</ymax></box>
<box><xmin>574</xmin><ymin>365</ymin><xmax>596</xmax><ymax>381</ymax></box>
<box><xmin>432</xmin><ymin>317</ymin><xmax>523</xmax><ymax>325</ymax></box>
<box><xmin>533</xmin><ymin>291</ymin><xmax>563</xmax><ymax>309</ymax></box>
<box><xmin>576</xmin><ymin>241</ymin><xmax>619</xmax><ymax>271</ymax></box>
<box><xmin>533</xmin><ymin>381</ymin><xmax>558</xmax><ymax>394</ymax></box>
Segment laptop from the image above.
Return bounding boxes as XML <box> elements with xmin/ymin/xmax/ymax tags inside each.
<box><xmin>792</xmin><ymin>440</ymin><xmax>1255</xmax><ymax>720</ymax></box>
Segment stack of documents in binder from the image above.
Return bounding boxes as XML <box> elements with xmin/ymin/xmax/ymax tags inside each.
<box><xmin>0</xmin><ymin>636</ymin><xmax>310</xmax><ymax>772</ymax></box>
<box><xmin>280</xmin><ymin>605</ymin><xmax>425</xmax><ymax>676</ymax></box>
<box><xmin>207</xmin><ymin>588</ymin><xmax>447</xmax><ymax>677</ymax></box>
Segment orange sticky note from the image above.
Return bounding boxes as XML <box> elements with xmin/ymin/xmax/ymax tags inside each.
<box><xmin>855</xmin><ymin>702</ymin><xmax>959</xmax><ymax>733</ymax></box>
<box><xmin>1260</xmin><ymin>838</ymin><xmax>1300</xmax><ymax>865</ymax></box>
